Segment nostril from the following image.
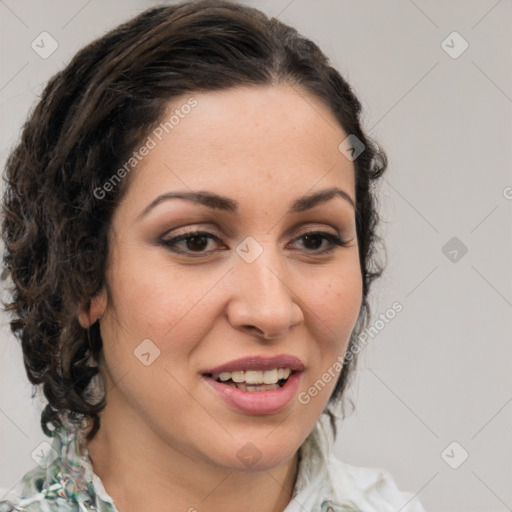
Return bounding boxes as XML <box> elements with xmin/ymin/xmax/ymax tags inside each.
<box><xmin>244</xmin><ymin>325</ymin><xmax>264</xmax><ymax>335</ymax></box>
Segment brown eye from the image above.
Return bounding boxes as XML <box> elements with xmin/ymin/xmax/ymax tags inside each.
<box><xmin>301</xmin><ymin>233</ymin><xmax>325</xmax><ymax>250</ymax></box>
<box><xmin>161</xmin><ymin>230</ymin><xmax>223</xmax><ymax>255</ymax></box>
<box><xmin>292</xmin><ymin>231</ymin><xmax>348</xmax><ymax>254</ymax></box>
<box><xmin>182</xmin><ymin>234</ymin><xmax>209</xmax><ymax>252</ymax></box>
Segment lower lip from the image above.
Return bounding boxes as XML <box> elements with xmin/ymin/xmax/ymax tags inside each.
<box><xmin>201</xmin><ymin>372</ymin><xmax>302</xmax><ymax>415</ymax></box>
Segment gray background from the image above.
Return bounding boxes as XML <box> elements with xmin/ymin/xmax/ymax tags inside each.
<box><xmin>1</xmin><ymin>1</ymin><xmax>511</xmax><ymax>511</ymax></box>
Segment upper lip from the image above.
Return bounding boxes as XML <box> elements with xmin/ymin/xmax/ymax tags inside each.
<box><xmin>202</xmin><ymin>354</ymin><xmax>305</xmax><ymax>375</ymax></box>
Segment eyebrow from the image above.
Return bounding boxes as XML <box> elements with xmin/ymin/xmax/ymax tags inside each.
<box><xmin>138</xmin><ymin>186</ymin><xmax>355</xmax><ymax>219</ymax></box>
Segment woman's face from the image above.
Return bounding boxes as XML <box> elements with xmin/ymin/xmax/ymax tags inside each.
<box><xmin>88</xmin><ymin>84</ymin><xmax>362</xmax><ymax>471</ymax></box>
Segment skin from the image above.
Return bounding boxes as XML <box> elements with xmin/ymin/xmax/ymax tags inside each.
<box><xmin>79</xmin><ymin>84</ymin><xmax>363</xmax><ymax>512</ymax></box>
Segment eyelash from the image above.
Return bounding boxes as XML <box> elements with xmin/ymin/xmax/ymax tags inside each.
<box><xmin>160</xmin><ymin>229</ymin><xmax>348</xmax><ymax>257</ymax></box>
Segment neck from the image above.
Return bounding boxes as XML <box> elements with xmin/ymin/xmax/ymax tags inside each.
<box><xmin>86</xmin><ymin>398</ymin><xmax>300</xmax><ymax>512</ymax></box>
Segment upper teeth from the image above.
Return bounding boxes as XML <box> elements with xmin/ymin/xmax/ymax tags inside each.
<box><xmin>214</xmin><ymin>368</ymin><xmax>292</xmax><ymax>385</ymax></box>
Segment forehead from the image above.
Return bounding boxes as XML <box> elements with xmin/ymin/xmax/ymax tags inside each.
<box><xmin>117</xmin><ymin>84</ymin><xmax>355</xmax><ymax>215</ymax></box>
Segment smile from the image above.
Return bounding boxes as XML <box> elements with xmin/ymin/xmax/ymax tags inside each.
<box><xmin>207</xmin><ymin>368</ymin><xmax>294</xmax><ymax>390</ymax></box>
<box><xmin>201</xmin><ymin>370</ymin><xmax>303</xmax><ymax>415</ymax></box>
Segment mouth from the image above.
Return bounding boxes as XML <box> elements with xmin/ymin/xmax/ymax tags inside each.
<box><xmin>203</xmin><ymin>368</ymin><xmax>297</xmax><ymax>392</ymax></box>
<box><xmin>200</xmin><ymin>354</ymin><xmax>305</xmax><ymax>415</ymax></box>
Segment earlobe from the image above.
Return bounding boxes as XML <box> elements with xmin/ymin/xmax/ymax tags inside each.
<box><xmin>78</xmin><ymin>288</ymin><xmax>107</xmax><ymax>328</ymax></box>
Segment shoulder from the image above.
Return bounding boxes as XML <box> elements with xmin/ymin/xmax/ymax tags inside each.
<box><xmin>1</xmin><ymin>420</ymin><xmax>114</xmax><ymax>512</ymax></box>
<box><xmin>325</xmin><ymin>452</ymin><xmax>426</xmax><ymax>512</ymax></box>
<box><xmin>0</xmin><ymin>434</ymin><xmax>88</xmax><ymax>512</ymax></box>
<box><xmin>0</xmin><ymin>465</ymin><xmax>61</xmax><ymax>511</ymax></box>
<box><xmin>296</xmin><ymin>422</ymin><xmax>426</xmax><ymax>512</ymax></box>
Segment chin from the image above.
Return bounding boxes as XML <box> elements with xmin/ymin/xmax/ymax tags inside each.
<box><xmin>205</xmin><ymin>427</ymin><xmax>305</xmax><ymax>472</ymax></box>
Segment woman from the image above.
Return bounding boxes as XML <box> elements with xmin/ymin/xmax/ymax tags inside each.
<box><xmin>0</xmin><ymin>1</ymin><xmax>424</xmax><ymax>511</ymax></box>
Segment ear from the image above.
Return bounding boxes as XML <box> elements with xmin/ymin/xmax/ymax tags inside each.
<box><xmin>78</xmin><ymin>287</ymin><xmax>108</xmax><ymax>328</ymax></box>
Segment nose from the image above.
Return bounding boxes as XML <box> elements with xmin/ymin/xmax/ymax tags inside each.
<box><xmin>226</xmin><ymin>245</ymin><xmax>304</xmax><ymax>339</ymax></box>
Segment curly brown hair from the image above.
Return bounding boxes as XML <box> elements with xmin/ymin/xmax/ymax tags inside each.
<box><xmin>1</xmin><ymin>0</ymin><xmax>387</xmax><ymax>443</ymax></box>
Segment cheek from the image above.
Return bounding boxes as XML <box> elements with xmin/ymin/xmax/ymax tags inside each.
<box><xmin>311</xmin><ymin>267</ymin><xmax>362</xmax><ymax>337</ymax></box>
<box><xmin>99</xmin><ymin>253</ymin><xmax>227</xmax><ymax>409</ymax></box>
<box><xmin>294</xmin><ymin>267</ymin><xmax>362</xmax><ymax>413</ymax></box>
<box><xmin>98</xmin><ymin>257</ymin><xmax>213</xmax><ymax>420</ymax></box>
<box><xmin>106</xmin><ymin>248</ymin><xmax>221</xmax><ymax>340</ymax></box>
<box><xmin>305</xmin><ymin>266</ymin><xmax>363</xmax><ymax>368</ymax></box>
